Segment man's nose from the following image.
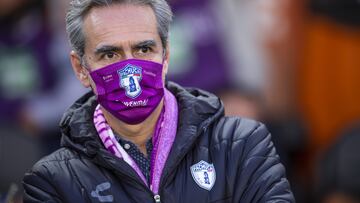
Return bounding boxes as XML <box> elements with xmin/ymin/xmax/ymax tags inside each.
<box><xmin>123</xmin><ymin>51</ymin><xmax>134</xmax><ymax>61</ymax></box>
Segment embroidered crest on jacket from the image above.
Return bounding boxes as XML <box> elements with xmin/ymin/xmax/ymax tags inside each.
<box><xmin>190</xmin><ymin>160</ymin><xmax>216</xmax><ymax>191</ymax></box>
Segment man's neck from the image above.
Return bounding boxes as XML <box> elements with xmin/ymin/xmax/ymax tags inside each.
<box><xmin>101</xmin><ymin>99</ymin><xmax>164</xmax><ymax>155</ymax></box>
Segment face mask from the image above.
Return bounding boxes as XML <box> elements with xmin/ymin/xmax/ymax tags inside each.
<box><xmin>90</xmin><ymin>59</ymin><xmax>164</xmax><ymax>125</ymax></box>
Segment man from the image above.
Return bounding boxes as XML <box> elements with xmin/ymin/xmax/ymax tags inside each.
<box><xmin>23</xmin><ymin>0</ymin><xmax>294</xmax><ymax>202</ymax></box>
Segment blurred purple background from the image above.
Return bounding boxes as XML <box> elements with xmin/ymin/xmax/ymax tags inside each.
<box><xmin>0</xmin><ymin>0</ymin><xmax>359</xmax><ymax>202</ymax></box>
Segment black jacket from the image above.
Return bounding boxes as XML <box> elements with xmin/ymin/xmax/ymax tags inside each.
<box><xmin>23</xmin><ymin>82</ymin><xmax>294</xmax><ymax>203</ymax></box>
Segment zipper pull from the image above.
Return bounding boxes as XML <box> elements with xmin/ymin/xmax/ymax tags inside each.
<box><xmin>154</xmin><ymin>194</ymin><xmax>161</xmax><ymax>203</ymax></box>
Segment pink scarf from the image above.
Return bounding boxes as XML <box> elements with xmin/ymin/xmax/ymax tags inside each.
<box><xmin>93</xmin><ymin>89</ymin><xmax>178</xmax><ymax>194</ymax></box>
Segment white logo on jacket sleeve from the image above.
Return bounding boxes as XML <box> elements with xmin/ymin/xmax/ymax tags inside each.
<box><xmin>190</xmin><ymin>160</ymin><xmax>216</xmax><ymax>191</ymax></box>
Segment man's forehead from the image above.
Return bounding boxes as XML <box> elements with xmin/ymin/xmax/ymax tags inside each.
<box><xmin>84</xmin><ymin>3</ymin><xmax>157</xmax><ymax>30</ymax></box>
<box><xmin>82</xmin><ymin>3</ymin><xmax>160</xmax><ymax>51</ymax></box>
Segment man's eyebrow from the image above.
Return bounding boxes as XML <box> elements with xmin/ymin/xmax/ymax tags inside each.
<box><xmin>133</xmin><ymin>40</ymin><xmax>157</xmax><ymax>49</ymax></box>
<box><xmin>94</xmin><ymin>45</ymin><xmax>122</xmax><ymax>55</ymax></box>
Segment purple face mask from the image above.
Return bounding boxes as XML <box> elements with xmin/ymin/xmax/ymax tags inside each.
<box><xmin>90</xmin><ymin>59</ymin><xmax>164</xmax><ymax>125</ymax></box>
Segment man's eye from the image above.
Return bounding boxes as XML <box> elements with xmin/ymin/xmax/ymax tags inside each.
<box><xmin>139</xmin><ymin>47</ymin><xmax>151</xmax><ymax>54</ymax></box>
<box><xmin>104</xmin><ymin>53</ymin><xmax>115</xmax><ymax>59</ymax></box>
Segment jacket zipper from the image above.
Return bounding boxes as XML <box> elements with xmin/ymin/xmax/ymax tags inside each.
<box><xmin>97</xmin><ymin>151</ymin><xmax>156</xmax><ymax>197</ymax></box>
<box><xmin>112</xmin><ymin>171</ymin><xmax>158</xmax><ymax>202</ymax></box>
<box><xmin>96</xmin><ymin>111</ymin><xmax>219</xmax><ymax>201</ymax></box>
<box><xmin>159</xmin><ymin>125</ymin><xmax>209</xmax><ymax>190</ymax></box>
<box><xmin>154</xmin><ymin>194</ymin><xmax>161</xmax><ymax>203</ymax></box>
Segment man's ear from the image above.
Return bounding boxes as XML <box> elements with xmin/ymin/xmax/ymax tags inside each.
<box><xmin>70</xmin><ymin>51</ymin><xmax>91</xmax><ymax>88</ymax></box>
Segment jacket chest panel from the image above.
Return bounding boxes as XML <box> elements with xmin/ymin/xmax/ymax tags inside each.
<box><xmin>159</xmin><ymin>144</ymin><xmax>233</xmax><ymax>203</ymax></box>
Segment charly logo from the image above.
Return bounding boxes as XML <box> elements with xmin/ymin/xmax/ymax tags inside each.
<box><xmin>91</xmin><ymin>182</ymin><xmax>114</xmax><ymax>202</ymax></box>
<box><xmin>190</xmin><ymin>160</ymin><xmax>216</xmax><ymax>191</ymax></box>
<box><xmin>118</xmin><ymin>64</ymin><xmax>142</xmax><ymax>99</ymax></box>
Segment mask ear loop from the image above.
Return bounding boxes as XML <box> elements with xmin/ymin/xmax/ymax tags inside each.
<box><xmin>161</xmin><ymin>48</ymin><xmax>167</xmax><ymax>64</ymax></box>
<box><xmin>80</xmin><ymin>55</ymin><xmax>97</xmax><ymax>81</ymax></box>
<box><xmin>161</xmin><ymin>48</ymin><xmax>168</xmax><ymax>87</ymax></box>
<box><xmin>79</xmin><ymin>56</ymin><xmax>97</xmax><ymax>93</ymax></box>
<box><xmin>80</xmin><ymin>56</ymin><xmax>91</xmax><ymax>72</ymax></box>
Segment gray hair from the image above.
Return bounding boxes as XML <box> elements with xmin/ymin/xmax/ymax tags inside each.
<box><xmin>66</xmin><ymin>0</ymin><xmax>173</xmax><ymax>57</ymax></box>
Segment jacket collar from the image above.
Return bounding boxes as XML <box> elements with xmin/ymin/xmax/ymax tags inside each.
<box><xmin>59</xmin><ymin>81</ymin><xmax>224</xmax><ymax>160</ymax></box>
<box><xmin>59</xmin><ymin>90</ymin><xmax>100</xmax><ymax>154</ymax></box>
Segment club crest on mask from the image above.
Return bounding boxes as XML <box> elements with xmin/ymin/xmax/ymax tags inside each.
<box><xmin>118</xmin><ymin>64</ymin><xmax>142</xmax><ymax>99</ymax></box>
<box><xmin>190</xmin><ymin>160</ymin><xmax>216</xmax><ymax>191</ymax></box>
